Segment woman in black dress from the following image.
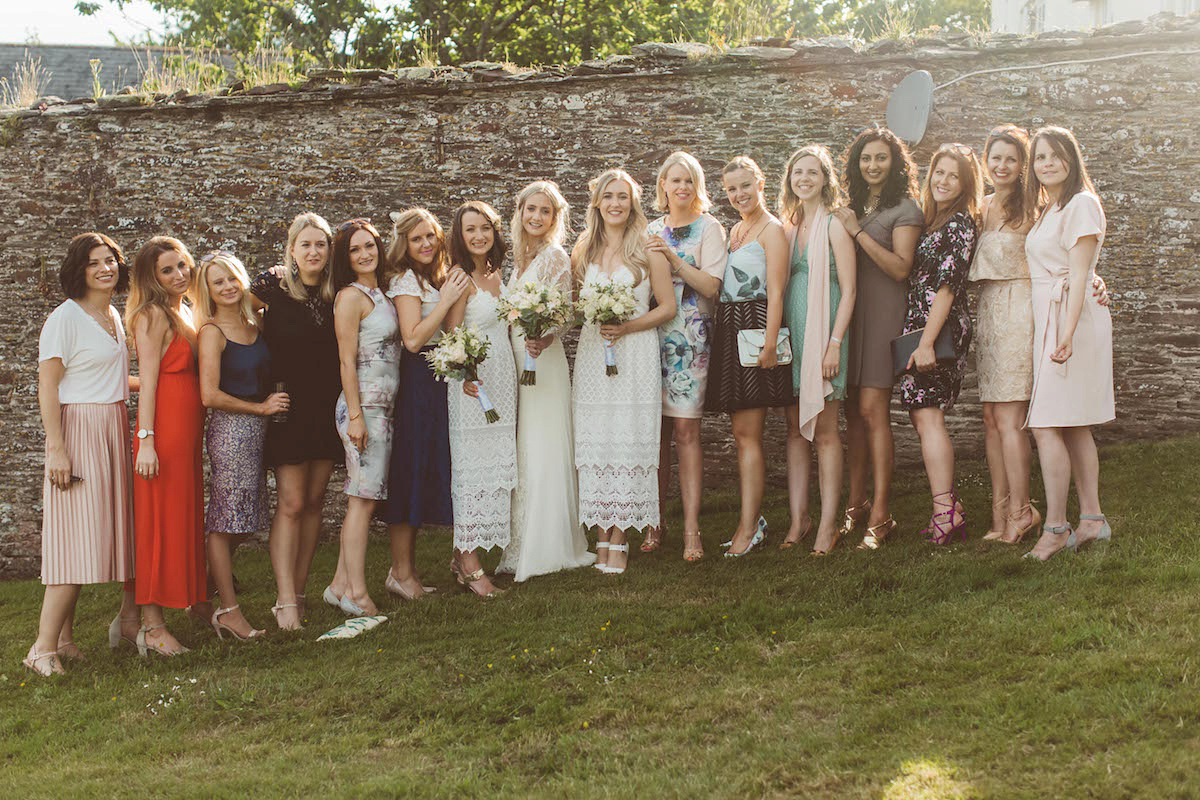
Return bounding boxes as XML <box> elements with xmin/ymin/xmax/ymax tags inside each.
<box><xmin>250</xmin><ymin>212</ymin><xmax>342</xmax><ymax>630</ymax></box>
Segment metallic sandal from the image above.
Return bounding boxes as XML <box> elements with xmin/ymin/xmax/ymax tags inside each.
<box><xmin>857</xmin><ymin>517</ymin><xmax>898</xmax><ymax>551</ymax></box>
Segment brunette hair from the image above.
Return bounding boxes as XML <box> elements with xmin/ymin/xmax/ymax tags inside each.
<box><xmin>572</xmin><ymin>168</ymin><xmax>650</xmax><ymax>288</ymax></box>
<box><xmin>449</xmin><ymin>201</ymin><xmax>507</xmax><ymax>275</ymax></box>
<box><xmin>387</xmin><ymin>208</ymin><xmax>448</xmax><ymax>291</ymax></box>
<box><xmin>331</xmin><ymin>219</ymin><xmax>390</xmax><ymax>291</ymax></box>
<box><xmin>722</xmin><ymin>155</ymin><xmax>765</xmax><ymax>184</ymax></box>
<box><xmin>511</xmin><ymin>180</ymin><xmax>570</xmax><ymax>271</ymax></box>
<box><xmin>654</xmin><ymin>151</ymin><xmax>712</xmax><ymax>214</ymax></box>
<box><xmin>125</xmin><ymin>236</ymin><xmax>195</xmax><ymax>334</ymax></box>
<box><xmin>60</xmin><ymin>232</ymin><xmax>129</xmax><ymax>299</ymax></box>
<box><xmin>983</xmin><ymin>125</ymin><xmax>1031</xmax><ymax>229</ymax></box>
<box><xmin>777</xmin><ymin>144</ymin><xmax>845</xmax><ymax>226</ymax></box>
<box><xmin>281</xmin><ymin>212</ymin><xmax>335</xmax><ymax>303</ymax></box>
<box><xmin>921</xmin><ymin>144</ymin><xmax>983</xmax><ymax>232</ymax></box>
<box><xmin>1027</xmin><ymin>126</ymin><xmax>1098</xmax><ymax>217</ymax></box>
<box><xmin>841</xmin><ymin>127</ymin><xmax>919</xmax><ymax>218</ymax></box>
<box><xmin>191</xmin><ymin>250</ymin><xmax>257</xmax><ymax>329</ymax></box>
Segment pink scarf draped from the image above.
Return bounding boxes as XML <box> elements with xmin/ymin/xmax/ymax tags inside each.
<box><xmin>793</xmin><ymin>209</ymin><xmax>833</xmax><ymax>442</ymax></box>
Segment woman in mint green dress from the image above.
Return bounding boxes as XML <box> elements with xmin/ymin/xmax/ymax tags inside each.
<box><xmin>778</xmin><ymin>145</ymin><xmax>857</xmax><ymax>555</ymax></box>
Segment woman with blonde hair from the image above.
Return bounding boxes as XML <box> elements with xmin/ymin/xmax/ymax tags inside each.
<box><xmin>195</xmin><ymin>250</ymin><xmax>287</xmax><ymax>640</ymax></box>
<box><xmin>487</xmin><ymin>181</ymin><xmax>596</xmax><ymax>581</ymax></box>
<box><xmin>1022</xmin><ymin>126</ymin><xmax>1114</xmax><ymax>561</ymax></box>
<box><xmin>251</xmin><ymin>212</ymin><xmax>341</xmax><ymax>629</ymax></box>
<box><xmin>23</xmin><ymin>233</ymin><xmax>138</xmax><ymax>675</ymax></box>
<box><xmin>572</xmin><ymin>168</ymin><xmax>675</xmax><ymax>574</ymax></box>
<box><xmin>379</xmin><ymin>208</ymin><xmax>469</xmax><ymax>598</ymax></box>
<box><xmin>644</xmin><ymin>151</ymin><xmax>727</xmax><ymax>561</ymax></box>
<box><xmin>706</xmin><ymin>156</ymin><xmax>792</xmax><ymax>556</ymax></box>
<box><xmin>899</xmin><ymin>144</ymin><xmax>982</xmax><ymax>544</ymax></box>
<box><xmin>127</xmin><ymin>236</ymin><xmax>206</xmax><ymax>656</ymax></box>
<box><xmin>778</xmin><ymin>145</ymin><xmax>858</xmax><ymax>555</ymax></box>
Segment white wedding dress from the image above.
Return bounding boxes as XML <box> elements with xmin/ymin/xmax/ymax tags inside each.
<box><xmin>447</xmin><ymin>279</ymin><xmax>517</xmax><ymax>552</ymax></box>
<box><xmin>573</xmin><ymin>262</ymin><xmax>661</xmax><ymax>531</ymax></box>
<box><xmin>496</xmin><ymin>245</ymin><xmax>596</xmax><ymax>580</ymax></box>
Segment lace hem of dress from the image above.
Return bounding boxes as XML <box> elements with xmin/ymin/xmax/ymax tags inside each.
<box><xmin>577</xmin><ymin>463</ymin><xmax>658</xmax><ymax>532</ymax></box>
<box><xmin>451</xmin><ymin>485</ymin><xmax>512</xmax><ymax>552</ymax></box>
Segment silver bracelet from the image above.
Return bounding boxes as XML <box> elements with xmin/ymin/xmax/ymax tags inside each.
<box><xmin>830</xmin><ymin>336</ymin><xmax>842</xmax><ymax>345</ymax></box>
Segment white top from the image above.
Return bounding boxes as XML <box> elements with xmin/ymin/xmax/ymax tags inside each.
<box><xmin>38</xmin><ymin>300</ymin><xmax>130</xmax><ymax>404</ymax></box>
<box><xmin>386</xmin><ymin>269</ymin><xmax>443</xmax><ymax>346</ymax></box>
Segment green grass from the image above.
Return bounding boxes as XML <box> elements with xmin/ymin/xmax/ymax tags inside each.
<box><xmin>2</xmin><ymin>436</ymin><xmax>1198</xmax><ymax>799</ymax></box>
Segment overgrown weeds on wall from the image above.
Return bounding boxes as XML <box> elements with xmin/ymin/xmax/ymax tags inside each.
<box><xmin>0</xmin><ymin>53</ymin><xmax>52</xmax><ymax>109</ymax></box>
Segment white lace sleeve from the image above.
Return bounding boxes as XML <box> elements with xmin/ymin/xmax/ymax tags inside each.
<box><xmin>532</xmin><ymin>245</ymin><xmax>574</xmax><ymax>338</ymax></box>
<box><xmin>385</xmin><ymin>269</ymin><xmax>422</xmax><ymax>299</ymax></box>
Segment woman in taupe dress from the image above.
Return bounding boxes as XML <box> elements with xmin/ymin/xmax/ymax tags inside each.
<box><xmin>832</xmin><ymin>128</ymin><xmax>923</xmax><ymax>552</ymax></box>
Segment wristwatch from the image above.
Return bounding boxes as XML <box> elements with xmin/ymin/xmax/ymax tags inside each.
<box><xmin>137</xmin><ymin>429</ymin><xmax>154</xmax><ymax>439</ymax></box>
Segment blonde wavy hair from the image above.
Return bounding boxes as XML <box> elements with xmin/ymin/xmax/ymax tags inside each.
<box><xmin>125</xmin><ymin>236</ymin><xmax>195</xmax><ymax>334</ymax></box>
<box><xmin>191</xmin><ymin>251</ymin><xmax>258</xmax><ymax>330</ymax></box>
<box><xmin>654</xmin><ymin>151</ymin><xmax>712</xmax><ymax>214</ymax></box>
<box><xmin>777</xmin><ymin>144</ymin><xmax>845</xmax><ymax>226</ymax></box>
<box><xmin>281</xmin><ymin>212</ymin><xmax>334</xmax><ymax>303</ymax></box>
<box><xmin>572</xmin><ymin>168</ymin><xmax>649</xmax><ymax>288</ymax></box>
<box><xmin>511</xmin><ymin>181</ymin><xmax>570</xmax><ymax>271</ymax></box>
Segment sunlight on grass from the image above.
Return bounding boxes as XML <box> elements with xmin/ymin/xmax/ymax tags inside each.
<box><xmin>884</xmin><ymin>759</ymin><xmax>974</xmax><ymax>799</ymax></box>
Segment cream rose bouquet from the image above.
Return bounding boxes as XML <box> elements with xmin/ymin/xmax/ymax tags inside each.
<box><xmin>425</xmin><ymin>326</ymin><xmax>499</xmax><ymax>423</ymax></box>
<box><xmin>496</xmin><ymin>279</ymin><xmax>573</xmax><ymax>385</ymax></box>
<box><xmin>577</xmin><ymin>277</ymin><xmax>637</xmax><ymax>376</ymax></box>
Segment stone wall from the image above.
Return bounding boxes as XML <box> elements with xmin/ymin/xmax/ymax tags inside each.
<box><xmin>2</xmin><ymin>20</ymin><xmax>1199</xmax><ymax>578</ymax></box>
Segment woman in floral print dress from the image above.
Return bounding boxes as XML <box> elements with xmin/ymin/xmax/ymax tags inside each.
<box><xmin>899</xmin><ymin>144</ymin><xmax>981</xmax><ymax>545</ymax></box>
<box><xmin>645</xmin><ymin>151</ymin><xmax>727</xmax><ymax>561</ymax></box>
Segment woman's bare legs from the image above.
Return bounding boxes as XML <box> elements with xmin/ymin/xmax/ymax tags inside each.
<box><xmin>784</xmin><ymin>405</ymin><xmax>812</xmax><ymax>545</ymax></box>
<box><xmin>858</xmin><ymin>387</ymin><xmax>895</xmax><ymax>527</ymax></box>
<box><xmin>387</xmin><ymin>522</ymin><xmax>425</xmax><ymax>598</ymax></box>
<box><xmin>1029</xmin><ymin>427</ymin><xmax>1072</xmax><ymax>559</ymax></box>
<box><xmin>728</xmin><ymin>408</ymin><xmax>768</xmax><ymax>552</ymax></box>
<box><xmin>269</xmin><ymin>460</ymin><xmax>331</xmax><ymax>629</ymax></box>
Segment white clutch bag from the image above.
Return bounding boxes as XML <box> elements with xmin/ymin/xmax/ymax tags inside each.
<box><xmin>736</xmin><ymin>328</ymin><xmax>792</xmax><ymax>367</ymax></box>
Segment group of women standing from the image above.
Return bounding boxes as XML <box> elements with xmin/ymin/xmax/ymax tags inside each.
<box><xmin>23</xmin><ymin>122</ymin><xmax>1115</xmax><ymax>677</ymax></box>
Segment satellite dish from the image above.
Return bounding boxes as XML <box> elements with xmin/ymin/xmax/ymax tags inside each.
<box><xmin>886</xmin><ymin>70</ymin><xmax>934</xmax><ymax>145</ymax></box>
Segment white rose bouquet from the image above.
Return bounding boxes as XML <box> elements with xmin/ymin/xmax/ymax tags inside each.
<box><xmin>425</xmin><ymin>326</ymin><xmax>499</xmax><ymax>423</ymax></box>
<box><xmin>577</xmin><ymin>276</ymin><xmax>638</xmax><ymax>376</ymax></box>
<box><xmin>496</xmin><ymin>279</ymin><xmax>573</xmax><ymax>385</ymax></box>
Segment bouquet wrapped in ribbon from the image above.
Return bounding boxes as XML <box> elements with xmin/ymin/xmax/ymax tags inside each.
<box><xmin>577</xmin><ymin>276</ymin><xmax>638</xmax><ymax>376</ymax></box>
<box><xmin>496</xmin><ymin>279</ymin><xmax>574</xmax><ymax>385</ymax></box>
<box><xmin>425</xmin><ymin>326</ymin><xmax>499</xmax><ymax>423</ymax></box>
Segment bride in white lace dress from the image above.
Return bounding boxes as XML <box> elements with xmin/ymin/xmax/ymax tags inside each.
<box><xmin>444</xmin><ymin>201</ymin><xmax>516</xmax><ymax>598</ymax></box>
<box><xmin>490</xmin><ymin>182</ymin><xmax>596</xmax><ymax>581</ymax></box>
<box><xmin>571</xmin><ymin>169</ymin><xmax>676</xmax><ymax>574</ymax></box>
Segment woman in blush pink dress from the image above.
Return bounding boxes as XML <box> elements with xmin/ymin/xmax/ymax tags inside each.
<box><xmin>1022</xmin><ymin>127</ymin><xmax>1114</xmax><ymax>562</ymax></box>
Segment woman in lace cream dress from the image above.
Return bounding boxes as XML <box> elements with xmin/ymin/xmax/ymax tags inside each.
<box><xmin>444</xmin><ymin>201</ymin><xmax>516</xmax><ymax>598</ymax></box>
<box><xmin>571</xmin><ymin>169</ymin><xmax>675</xmax><ymax>575</ymax></box>
<box><xmin>492</xmin><ymin>181</ymin><xmax>596</xmax><ymax>581</ymax></box>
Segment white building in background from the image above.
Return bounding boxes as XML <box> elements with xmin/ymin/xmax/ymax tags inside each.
<box><xmin>992</xmin><ymin>0</ymin><xmax>1200</xmax><ymax>33</ymax></box>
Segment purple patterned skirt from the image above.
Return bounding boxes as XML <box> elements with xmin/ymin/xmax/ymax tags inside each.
<box><xmin>205</xmin><ymin>409</ymin><xmax>270</xmax><ymax>534</ymax></box>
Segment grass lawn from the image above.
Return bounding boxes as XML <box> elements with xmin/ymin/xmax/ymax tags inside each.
<box><xmin>1</xmin><ymin>435</ymin><xmax>1198</xmax><ymax>799</ymax></box>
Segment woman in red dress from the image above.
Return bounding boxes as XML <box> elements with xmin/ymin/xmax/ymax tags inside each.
<box><xmin>126</xmin><ymin>236</ymin><xmax>206</xmax><ymax>657</ymax></box>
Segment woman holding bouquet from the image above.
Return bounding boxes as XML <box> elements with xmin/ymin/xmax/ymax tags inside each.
<box><xmin>571</xmin><ymin>168</ymin><xmax>675</xmax><ymax>574</ymax></box>
<box><xmin>443</xmin><ymin>201</ymin><xmax>516</xmax><ymax>598</ymax></box>
<box><xmin>645</xmin><ymin>151</ymin><xmax>727</xmax><ymax>561</ymax></box>
<box><xmin>705</xmin><ymin>156</ymin><xmax>792</xmax><ymax>557</ymax></box>
<box><xmin>328</xmin><ymin>219</ymin><xmax>400</xmax><ymax>616</ymax></box>
<box><xmin>490</xmin><ymin>181</ymin><xmax>596</xmax><ymax>581</ymax></box>
<box><xmin>383</xmin><ymin>209</ymin><xmax>468</xmax><ymax>599</ymax></box>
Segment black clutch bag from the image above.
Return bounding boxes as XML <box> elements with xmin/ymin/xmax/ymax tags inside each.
<box><xmin>891</xmin><ymin>326</ymin><xmax>955</xmax><ymax>377</ymax></box>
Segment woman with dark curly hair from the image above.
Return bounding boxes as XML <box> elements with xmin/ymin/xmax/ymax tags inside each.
<box><xmin>24</xmin><ymin>233</ymin><xmax>138</xmax><ymax>676</ymax></box>
<box><xmin>832</xmin><ymin>127</ymin><xmax>924</xmax><ymax>552</ymax></box>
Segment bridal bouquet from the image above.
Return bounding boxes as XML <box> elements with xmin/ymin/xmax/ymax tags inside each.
<box><xmin>577</xmin><ymin>277</ymin><xmax>637</xmax><ymax>376</ymax></box>
<box><xmin>497</xmin><ymin>279</ymin><xmax>573</xmax><ymax>385</ymax></box>
<box><xmin>425</xmin><ymin>326</ymin><xmax>499</xmax><ymax>423</ymax></box>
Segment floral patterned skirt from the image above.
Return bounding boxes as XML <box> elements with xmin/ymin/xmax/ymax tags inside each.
<box><xmin>658</xmin><ymin>281</ymin><xmax>711</xmax><ymax>419</ymax></box>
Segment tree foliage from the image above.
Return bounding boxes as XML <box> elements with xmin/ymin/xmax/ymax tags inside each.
<box><xmin>76</xmin><ymin>0</ymin><xmax>991</xmax><ymax>68</ymax></box>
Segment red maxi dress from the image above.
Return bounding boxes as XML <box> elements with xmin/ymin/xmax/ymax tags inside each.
<box><xmin>133</xmin><ymin>334</ymin><xmax>206</xmax><ymax>607</ymax></box>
